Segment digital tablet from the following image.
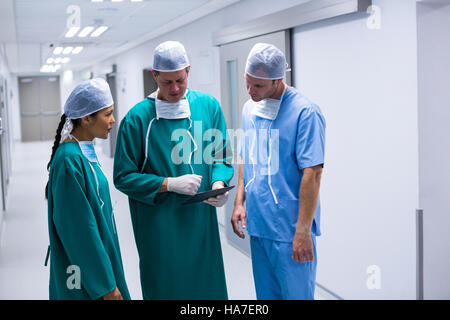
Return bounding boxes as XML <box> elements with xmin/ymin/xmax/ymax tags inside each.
<box><xmin>182</xmin><ymin>186</ymin><xmax>235</xmax><ymax>205</ymax></box>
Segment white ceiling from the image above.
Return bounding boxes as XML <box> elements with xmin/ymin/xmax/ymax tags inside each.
<box><xmin>0</xmin><ymin>0</ymin><xmax>240</xmax><ymax>75</ymax></box>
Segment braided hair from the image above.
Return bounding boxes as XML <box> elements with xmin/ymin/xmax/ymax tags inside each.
<box><xmin>45</xmin><ymin>114</ymin><xmax>67</xmax><ymax>199</ymax></box>
<box><xmin>45</xmin><ymin>112</ymin><xmax>98</xmax><ymax>199</ymax></box>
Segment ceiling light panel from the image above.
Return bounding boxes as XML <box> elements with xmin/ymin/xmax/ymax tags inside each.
<box><xmin>78</xmin><ymin>26</ymin><xmax>95</xmax><ymax>37</ymax></box>
<box><xmin>63</xmin><ymin>46</ymin><xmax>74</xmax><ymax>54</ymax></box>
<box><xmin>53</xmin><ymin>47</ymin><xmax>64</xmax><ymax>55</ymax></box>
<box><xmin>65</xmin><ymin>27</ymin><xmax>80</xmax><ymax>38</ymax></box>
<box><xmin>72</xmin><ymin>46</ymin><xmax>84</xmax><ymax>54</ymax></box>
<box><xmin>90</xmin><ymin>26</ymin><xmax>109</xmax><ymax>37</ymax></box>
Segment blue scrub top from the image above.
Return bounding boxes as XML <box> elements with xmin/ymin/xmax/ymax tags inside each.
<box><xmin>241</xmin><ymin>87</ymin><xmax>326</xmax><ymax>242</ymax></box>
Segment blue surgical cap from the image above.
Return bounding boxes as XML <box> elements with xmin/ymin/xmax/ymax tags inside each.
<box><xmin>245</xmin><ymin>43</ymin><xmax>287</xmax><ymax>80</ymax></box>
<box><xmin>64</xmin><ymin>78</ymin><xmax>113</xmax><ymax>119</ymax></box>
<box><xmin>152</xmin><ymin>41</ymin><xmax>190</xmax><ymax>72</ymax></box>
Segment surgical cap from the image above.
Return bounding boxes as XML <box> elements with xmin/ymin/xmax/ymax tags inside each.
<box><xmin>152</xmin><ymin>41</ymin><xmax>190</xmax><ymax>72</ymax></box>
<box><xmin>64</xmin><ymin>78</ymin><xmax>113</xmax><ymax>119</ymax></box>
<box><xmin>245</xmin><ymin>43</ymin><xmax>286</xmax><ymax>80</ymax></box>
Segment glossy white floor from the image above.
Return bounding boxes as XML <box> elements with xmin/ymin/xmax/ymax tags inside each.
<box><xmin>0</xmin><ymin>140</ymin><xmax>331</xmax><ymax>300</ymax></box>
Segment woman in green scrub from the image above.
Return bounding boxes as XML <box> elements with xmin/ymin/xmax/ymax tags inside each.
<box><xmin>45</xmin><ymin>78</ymin><xmax>130</xmax><ymax>300</ymax></box>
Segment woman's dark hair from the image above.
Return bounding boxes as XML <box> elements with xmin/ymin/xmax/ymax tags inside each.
<box><xmin>45</xmin><ymin>112</ymin><xmax>97</xmax><ymax>199</ymax></box>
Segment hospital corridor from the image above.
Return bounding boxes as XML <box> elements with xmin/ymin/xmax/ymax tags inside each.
<box><xmin>1</xmin><ymin>0</ymin><xmax>450</xmax><ymax>302</ymax></box>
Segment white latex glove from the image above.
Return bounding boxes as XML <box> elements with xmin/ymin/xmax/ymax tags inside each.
<box><xmin>167</xmin><ymin>174</ymin><xmax>202</xmax><ymax>196</ymax></box>
<box><xmin>203</xmin><ymin>181</ymin><xmax>229</xmax><ymax>207</ymax></box>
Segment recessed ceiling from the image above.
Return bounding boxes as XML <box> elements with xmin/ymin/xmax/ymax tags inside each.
<box><xmin>0</xmin><ymin>0</ymin><xmax>240</xmax><ymax>75</ymax></box>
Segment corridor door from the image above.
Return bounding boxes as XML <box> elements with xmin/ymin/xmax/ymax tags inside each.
<box><xmin>18</xmin><ymin>76</ymin><xmax>61</xmax><ymax>142</ymax></box>
<box><xmin>219</xmin><ymin>30</ymin><xmax>291</xmax><ymax>255</ymax></box>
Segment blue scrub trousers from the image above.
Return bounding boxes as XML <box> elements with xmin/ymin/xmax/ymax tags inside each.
<box><xmin>250</xmin><ymin>235</ymin><xmax>317</xmax><ymax>300</ymax></box>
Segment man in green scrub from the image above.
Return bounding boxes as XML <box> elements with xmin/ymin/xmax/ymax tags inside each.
<box><xmin>113</xmin><ymin>41</ymin><xmax>233</xmax><ymax>299</ymax></box>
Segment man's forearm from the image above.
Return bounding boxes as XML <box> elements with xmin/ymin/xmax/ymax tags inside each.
<box><xmin>296</xmin><ymin>166</ymin><xmax>322</xmax><ymax>234</ymax></box>
<box><xmin>234</xmin><ymin>164</ymin><xmax>246</xmax><ymax>206</ymax></box>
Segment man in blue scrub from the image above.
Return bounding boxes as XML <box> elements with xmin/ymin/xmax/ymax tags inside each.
<box><xmin>231</xmin><ymin>43</ymin><xmax>326</xmax><ymax>300</ymax></box>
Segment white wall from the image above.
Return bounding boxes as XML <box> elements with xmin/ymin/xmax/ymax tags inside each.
<box><xmin>9</xmin><ymin>75</ymin><xmax>20</xmax><ymax>142</ymax></box>
<box><xmin>0</xmin><ymin>46</ymin><xmax>19</xmax><ymax>240</ymax></box>
<box><xmin>0</xmin><ymin>47</ymin><xmax>5</xmax><ymax>237</ymax></box>
<box><xmin>0</xmin><ymin>46</ymin><xmax>19</xmax><ymax>143</ymax></box>
<box><xmin>293</xmin><ymin>0</ymin><xmax>419</xmax><ymax>299</ymax></box>
<box><xmin>417</xmin><ymin>2</ymin><xmax>450</xmax><ymax>300</ymax></box>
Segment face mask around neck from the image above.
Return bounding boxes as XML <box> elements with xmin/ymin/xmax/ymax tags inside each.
<box><xmin>251</xmin><ymin>85</ymin><xmax>286</xmax><ymax>120</ymax></box>
<box><xmin>150</xmin><ymin>90</ymin><xmax>190</xmax><ymax>120</ymax></box>
<box><xmin>69</xmin><ymin>134</ymin><xmax>98</xmax><ymax>163</ymax></box>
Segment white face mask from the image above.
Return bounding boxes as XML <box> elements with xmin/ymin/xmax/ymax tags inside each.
<box><xmin>69</xmin><ymin>134</ymin><xmax>98</xmax><ymax>163</ymax></box>
<box><xmin>78</xmin><ymin>141</ymin><xmax>99</xmax><ymax>163</ymax></box>
<box><xmin>251</xmin><ymin>86</ymin><xmax>286</xmax><ymax>120</ymax></box>
<box><xmin>150</xmin><ymin>89</ymin><xmax>190</xmax><ymax>120</ymax></box>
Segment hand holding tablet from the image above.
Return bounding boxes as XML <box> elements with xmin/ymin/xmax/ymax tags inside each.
<box><xmin>182</xmin><ymin>185</ymin><xmax>235</xmax><ymax>205</ymax></box>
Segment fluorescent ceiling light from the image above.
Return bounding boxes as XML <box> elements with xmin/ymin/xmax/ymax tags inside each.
<box><xmin>131</xmin><ymin>0</ymin><xmax>143</xmax><ymax>2</ymax></box>
<box><xmin>54</xmin><ymin>65</ymin><xmax>62</xmax><ymax>71</ymax></box>
<box><xmin>46</xmin><ymin>58</ymin><xmax>54</xmax><ymax>64</ymax></box>
<box><xmin>53</xmin><ymin>47</ymin><xmax>63</xmax><ymax>55</ymax></box>
<box><xmin>72</xmin><ymin>46</ymin><xmax>84</xmax><ymax>54</ymax></box>
<box><xmin>62</xmin><ymin>57</ymin><xmax>71</xmax><ymax>64</ymax></box>
<box><xmin>78</xmin><ymin>26</ymin><xmax>95</xmax><ymax>38</ymax></box>
<box><xmin>42</xmin><ymin>65</ymin><xmax>55</xmax><ymax>73</ymax></box>
<box><xmin>91</xmin><ymin>0</ymin><xmax>104</xmax><ymax>2</ymax></box>
<box><xmin>65</xmin><ymin>27</ymin><xmax>80</xmax><ymax>38</ymax></box>
<box><xmin>63</xmin><ymin>47</ymin><xmax>74</xmax><ymax>54</ymax></box>
<box><xmin>91</xmin><ymin>26</ymin><xmax>109</xmax><ymax>37</ymax></box>
<box><xmin>111</xmin><ymin>0</ymin><xmax>124</xmax><ymax>2</ymax></box>
<box><xmin>54</xmin><ymin>57</ymin><xmax>62</xmax><ymax>63</ymax></box>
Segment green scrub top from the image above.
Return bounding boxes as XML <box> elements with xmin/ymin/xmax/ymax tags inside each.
<box><xmin>113</xmin><ymin>89</ymin><xmax>233</xmax><ymax>300</ymax></box>
<box><xmin>47</xmin><ymin>141</ymin><xmax>131</xmax><ymax>300</ymax></box>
